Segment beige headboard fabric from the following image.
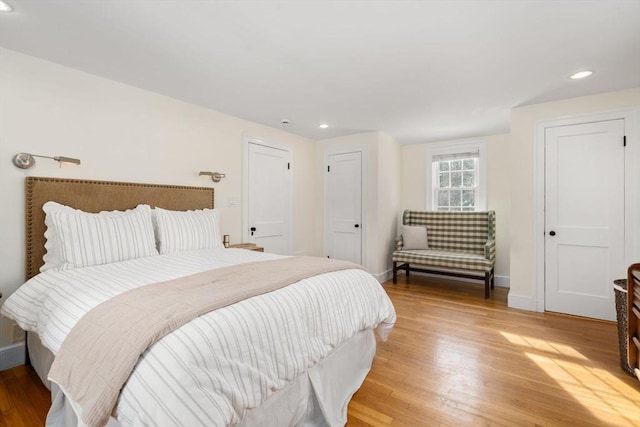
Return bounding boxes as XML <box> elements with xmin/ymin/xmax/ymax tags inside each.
<box><xmin>24</xmin><ymin>177</ymin><xmax>214</xmax><ymax>280</ymax></box>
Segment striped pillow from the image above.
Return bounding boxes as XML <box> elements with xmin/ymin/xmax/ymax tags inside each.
<box><xmin>42</xmin><ymin>202</ymin><xmax>158</xmax><ymax>271</ymax></box>
<box><xmin>154</xmin><ymin>207</ymin><xmax>222</xmax><ymax>254</ymax></box>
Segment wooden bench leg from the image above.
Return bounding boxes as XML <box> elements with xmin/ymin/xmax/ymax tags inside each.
<box><xmin>405</xmin><ymin>263</ymin><xmax>410</xmax><ymax>279</ymax></box>
<box><xmin>393</xmin><ymin>262</ymin><xmax>398</xmax><ymax>284</ymax></box>
<box><xmin>484</xmin><ymin>272</ymin><xmax>491</xmax><ymax>298</ymax></box>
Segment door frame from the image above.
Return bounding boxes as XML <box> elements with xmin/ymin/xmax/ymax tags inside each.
<box><xmin>242</xmin><ymin>135</ymin><xmax>293</xmax><ymax>253</ymax></box>
<box><xmin>323</xmin><ymin>147</ymin><xmax>367</xmax><ymax>267</ymax></box>
<box><xmin>533</xmin><ymin>107</ymin><xmax>640</xmax><ymax>312</ymax></box>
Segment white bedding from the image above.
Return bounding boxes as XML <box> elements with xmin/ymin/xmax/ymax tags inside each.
<box><xmin>1</xmin><ymin>248</ymin><xmax>396</xmax><ymax>426</ymax></box>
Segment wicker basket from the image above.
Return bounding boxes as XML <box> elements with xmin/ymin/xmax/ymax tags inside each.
<box><xmin>613</xmin><ymin>279</ymin><xmax>635</xmax><ymax>377</ymax></box>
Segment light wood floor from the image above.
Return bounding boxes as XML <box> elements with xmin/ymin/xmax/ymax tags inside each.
<box><xmin>1</xmin><ymin>276</ymin><xmax>639</xmax><ymax>426</ymax></box>
<box><xmin>347</xmin><ymin>276</ymin><xmax>640</xmax><ymax>426</ymax></box>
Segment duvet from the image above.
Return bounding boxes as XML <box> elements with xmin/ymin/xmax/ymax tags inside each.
<box><xmin>1</xmin><ymin>248</ymin><xmax>396</xmax><ymax>426</ymax></box>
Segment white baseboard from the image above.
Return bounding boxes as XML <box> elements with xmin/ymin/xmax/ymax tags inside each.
<box><xmin>495</xmin><ymin>275</ymin><xmax>510</xmax><ymax>288</ymax></box>
<box><xmin>373</xmin><ymin>269</ymin><xmax>392</xmax><ymax>283</ymax></box>
<box><xmin>507</xmin><ymin>292</ymin><xmax>536</xmax><ymax>311</ymax></box>
<box><xmin>0</xmin><ymin>342</ymin><xmax>25</xmax><ymax>371</ymax></box>
<box><xmin>398</xmin><ymin>270</ymin><xmax>510</xmax><ymax>288</ymax></box>
<box><xmin>292</xmin><ymin>250</ymin><xmax>309</xmax><ymax>256</ymax></box>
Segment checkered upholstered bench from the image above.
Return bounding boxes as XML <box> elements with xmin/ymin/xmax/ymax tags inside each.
<box><xmin>392</xmin><ymin>210</ymin><xmax>496</xmax><ymax>298</ymax></box>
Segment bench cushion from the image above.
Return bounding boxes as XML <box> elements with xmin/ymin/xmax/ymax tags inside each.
<box><xmin>392</xmin><ymin>249</ymin><xmax>493</xmax><ymax>272</ymax></box>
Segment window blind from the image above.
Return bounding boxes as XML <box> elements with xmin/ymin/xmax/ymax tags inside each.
<box><xmin>432</xmin><ymin>150</ymin><xmax>480</xmax><ymax>162</ymax></box>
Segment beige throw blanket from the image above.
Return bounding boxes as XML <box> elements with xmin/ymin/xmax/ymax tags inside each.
<box><xmin>48</xmin><ymin>256</ymin><xmax>363</xmax><ymax>427</ymax></box>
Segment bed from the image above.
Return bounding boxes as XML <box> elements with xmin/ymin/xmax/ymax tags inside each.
<box><xmin>0</xmin><ymin>177</ymin><xmax>396</xmax><ymax>427</ymax></box>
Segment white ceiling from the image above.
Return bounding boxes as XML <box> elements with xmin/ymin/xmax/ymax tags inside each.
<box><xmin>1</xmin><ymin>1</ymin><xmax>639</xmax><ymax>144</ymax></box>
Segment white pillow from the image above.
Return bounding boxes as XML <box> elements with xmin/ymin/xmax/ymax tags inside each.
<box><xmin>42</xmin><ymin>202</ymin><xmax>158</xmax><ymax>271</ymax></box>
<box><xmin>401</xmin><ymin>225</ymin><xmax>428</xmax><ymax>250</ymax></box>
<box><xmin>41</xmin><ymin>202</ymin><xmax>72</xmax><ymax>272</ymax></box>
<box><xmin>154</xmin><ymin>207</ymin><xmax>222</xmax><ymax>254</ymax></box>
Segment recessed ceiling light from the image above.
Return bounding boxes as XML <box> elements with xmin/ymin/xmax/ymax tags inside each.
<box><xmin>319</xmin><ymin>123</ymin><xmax>329</xmax><ymax>129</ymax></box>
<box><xmin>281</xmin><ymin>118</ymin><xmax>290</xmax><ymax>124</ymax></box>
<box><xmin>0</xmin><ymin>1</ymin><xmax>13</xmax><ymax>12</ymax></box>
<box><xmin>570</xmin><ymin>70</ymin><xmax>593</xmax><ymax>80</ymax></box>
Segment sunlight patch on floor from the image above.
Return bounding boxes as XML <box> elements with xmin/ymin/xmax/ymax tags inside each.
<box><xmin>500</xmin><ymin>331</ymin><xmax>640</xmax><ymax>425</ymax></box>
<box><xmin>500</xmin><ymin>331</ymin><xmax>587</xmax><ymax>360</ymax></box>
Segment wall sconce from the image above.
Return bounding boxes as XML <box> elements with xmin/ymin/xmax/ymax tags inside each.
<box><xmin>199</xmin><ymin>171</ymin><xmax>226</xmax><ymax>183</ymax></box>
<box><xmin>12</xmin><ymin>153</ymin><xmax>81</xmax><ymax>169</ymax></box>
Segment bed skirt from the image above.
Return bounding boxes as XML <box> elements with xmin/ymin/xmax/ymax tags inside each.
<box><xmin>43</xmin><ymin>328</ymin><xmax>376</xmax><ymax>427</ymax></box>
<box><xmin>28</xmin><ymin>332</ymin><xmax>54</xmax><ymax>391</ymax></box>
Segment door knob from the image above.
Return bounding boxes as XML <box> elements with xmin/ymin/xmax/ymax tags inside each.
<box><xmin>354</xmin><ymin>224</ymin><xmax>360</xmax><ymax>228</ymax></box>
<box><xmin>549</xmin><ymin>231</ymin><xmax>556</xmax><ymax>236</ymax></box>
<box><xmin>250</xmin><ymin>227</ymin><xmax>256</xmax><ymax>236</ymax></box>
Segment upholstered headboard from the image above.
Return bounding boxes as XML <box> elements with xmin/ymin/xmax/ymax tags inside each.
<box><xmin>24</xmin><ymin>177</ymin><xmax>214</xmax><ymax>280</ymax></box>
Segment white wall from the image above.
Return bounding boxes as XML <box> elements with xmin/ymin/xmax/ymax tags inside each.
<box><xmin>377</xmin><ymin>132</ymin><xmax>401</xmax><ymax>279</ymax></box>
<box><xmin>400</xmin><ymin>134</ymin><xmax>511</xmax><ymax>283</ymax></box>
<box><xmin>509</xmin><ymin>88</ymin><xmax>640</xmax><ymax>308</ymax></box>
<box><xmin>315</xmin><ymin>131</ymin><xmax>401</xmax><ymax>280</ymax></box>
<box><xmin>486</xmin><ymin>134</ymin><xmax>511</xmax><ymax>283</ymax></box>
<box><xmin>0</xmin><ymin>48</ymin><xmax>317</xmax><ymax>350</ymax></box>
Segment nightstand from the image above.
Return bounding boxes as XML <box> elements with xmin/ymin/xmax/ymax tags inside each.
<box><xmin>228</xmin><ymin>243</ymin><xmax>264</xmax><ymax>252</ymax></box>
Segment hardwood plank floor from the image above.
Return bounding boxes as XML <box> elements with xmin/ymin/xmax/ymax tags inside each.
<box><xmin>1</xmin><ymin>276</ymin><xmax>639</xmax><ymax>426</ymax></box>
<box><xmin>0</xmin><ymin>364</ymin><xmax>49</xmax><ymax>427</ymax></box>
<box><xmin>348</xmin><ymin>276</ymin><xmax>640</xmax><ymax>426</ymax></box>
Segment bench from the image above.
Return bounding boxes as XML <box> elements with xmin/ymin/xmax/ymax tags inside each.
<box><xmin>392</xmin><ymin>210</ymin><xmax>496</xmax><ymax>298</ymax></box>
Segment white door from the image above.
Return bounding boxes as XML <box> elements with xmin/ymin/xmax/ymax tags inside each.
<box><xmin>545</xmin><ymin>119</ymin><xmax>625</xmax><ymax>321</ymax></box>
<box><xmin>326</xmin><ymin>151</ymin><xmax>362</xmax><ymax>264</ymax></box>
<box><xmin>247</xmin><ymin>142</ymin><xmax>291</xmax><ymax>255</ymax></box>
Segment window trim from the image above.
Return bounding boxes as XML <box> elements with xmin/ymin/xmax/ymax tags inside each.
<box><xmin>425</xmin><ymin>140</ymin><xmax>487</xmax><ymax>211</ymax></box>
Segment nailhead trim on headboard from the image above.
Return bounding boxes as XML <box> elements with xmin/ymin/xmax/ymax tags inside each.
<box><xmin>24</xmin><ymin>177</ymin><xmax>214</xmax><ymax>280</ymax></box>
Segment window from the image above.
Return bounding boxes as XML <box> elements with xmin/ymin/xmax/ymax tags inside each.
<box><xmin>426</xmin><ymin>141</ymin><xmax>487</xmax><ymax>211</ymax></box>
<box><xmin>434</xmin><ymin>154</ymin><xmax>479</xmax><ymax>211</ymax></box>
